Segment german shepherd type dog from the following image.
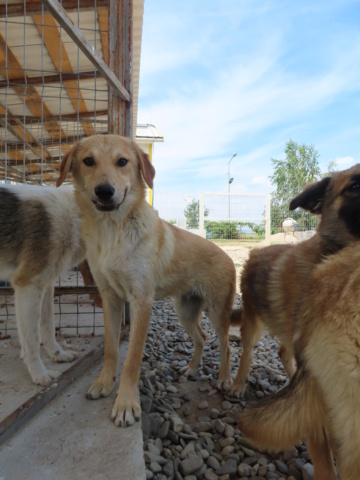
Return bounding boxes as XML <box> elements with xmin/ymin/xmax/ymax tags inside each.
<box><xmin>56</xmin><ymin>134</ymin><xmax>236</xmax><ymax>427</ymax></box>
<box><xmin>238</xmin><ymin>166</ymin><xmax>360</xmax><ymax>479</ymax></box>
<box><xmin>0</xmin><ymin>185</ymin><xmax>85</xmax><ymax>385</ymax></box>
<box><xmin>230</xmin><ymin>163</ymin><xmax>360</xmax><ymax>397</ymax></box>
<box><xmin>239</xmin><ymin>241</ymin><xmax>360</xmax><ymax>480</ymax></box>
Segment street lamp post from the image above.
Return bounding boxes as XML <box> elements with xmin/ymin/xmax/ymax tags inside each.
<box><xmin>227</xmin><ymin>152</ymin><xmax>237</xmax><ymax>219</ymax></box>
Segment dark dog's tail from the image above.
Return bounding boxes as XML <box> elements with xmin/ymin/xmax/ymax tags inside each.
<box><xmin>238</xmin><ymin>367</ymin><xmax>325</xmax><ymax>452</ymax></box>
<box><xmin>230</xmin><ymin>307</ymin><xmax>242</xmax><ymax>326</ymax></box>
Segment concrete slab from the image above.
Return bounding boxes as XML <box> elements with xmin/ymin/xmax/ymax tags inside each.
<box><xmin>0</xmin><ymin>339</ymin><xmax>146</xmax><ymax>480</ymax></box>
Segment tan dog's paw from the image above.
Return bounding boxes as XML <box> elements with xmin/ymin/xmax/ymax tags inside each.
<box><xmin>179</xmin><ymin>364</ymin><xmax>198</xmax><ymax>377</ymax></box>
<box><xmin>86</xmin><ymin>377</ymin><xmax>115</xmax><ymax>400</ymax></box>
<box><xmin>111</xmin><ymin>393</ymin><xmax>141</xmax><ymax>427</ymax></box>
<box><xmin>217</xmin><ymin>377</ymin><xmax>233</xmax><ymax>392</ymax></box>
<box><xmin>229</xmin><ymin>382</ymin><xmax>246</xmax><ymax>398</ymax></box>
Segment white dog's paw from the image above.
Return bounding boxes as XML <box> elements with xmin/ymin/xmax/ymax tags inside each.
<box><xmin>30</xmin><ymin>366</ymin><xmax>59</xmax><ymax>386</ymax></box>
<box><xmin>111</xmin><ymin>394</ymin><xmax>141</xmax><ymax>427</ymax></box>
<box><xmin>53</xmin><ymin>348</ymin><xmax>79</xmax><ymax>363</ymax></box>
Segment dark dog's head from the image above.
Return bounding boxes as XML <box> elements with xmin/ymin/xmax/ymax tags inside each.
<box><xmin>290</xmin><ymin>163</ymin><xmax>360</xmax><ymax>250</ymax></box>
<box><xmin>56</xmin><ymin>135</ymin><xmax>155</xmax><ymax>212</ymax></box>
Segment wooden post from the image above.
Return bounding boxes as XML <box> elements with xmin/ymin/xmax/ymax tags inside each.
<box><xmin>108</xmin><ymin>0</ymin><xmax>133</xmax><ymax>138</ymax></box>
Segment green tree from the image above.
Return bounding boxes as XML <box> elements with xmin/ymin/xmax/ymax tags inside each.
<box><xmin>184</xmin><ymin>199</ymin><xmax>209</xmax><ymax>229</ymax></box>
<box><xmin>269</xmin><ymin>140</ymin><xmax>322</xmax><ymax>209</ymax></box>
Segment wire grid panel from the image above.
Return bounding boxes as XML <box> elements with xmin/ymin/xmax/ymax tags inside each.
<box><xmin>0</xmin><ymin>269</ymin><xmax>104</xmax><ymax>338</ymax></box>
<box><xmin>0</xmin><ymin>2</ymin><xmax>109</xmax><ymax>185</ymax></box>
<box><xmin>154</xmin><ymin>192</ymin><xmax>200</xmax><ymax>230</ymax></box>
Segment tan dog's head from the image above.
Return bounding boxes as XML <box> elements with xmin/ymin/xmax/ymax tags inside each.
<box><xmin>56</xmin><ymin>135</ymin><xmax>155</xmax><ymax>212</ymax></box>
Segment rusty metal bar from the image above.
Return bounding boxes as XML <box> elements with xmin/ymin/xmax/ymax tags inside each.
<box><xmin>0</xmin><ymin>286</ymin><xmax>99</xmax><ymax>296</ymax></box>
<box><xmin>41</xmin><ymin>0</ymin><xmax>130</xmax><ymax>102</ymax></box>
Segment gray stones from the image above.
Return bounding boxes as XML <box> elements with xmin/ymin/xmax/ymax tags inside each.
<box><xmin>142</xmin><ymin>298</ymin><xmax>319</xmax><ymax>480</ymax></box>
<box><xmin>180</xmin><ymin>454</ymin><xmax>204</xmax><ymax>476</ymax></box>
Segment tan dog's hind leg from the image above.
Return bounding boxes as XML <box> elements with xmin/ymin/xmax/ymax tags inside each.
<box><xmin>111</xmin><ymin>301</ymin><xmax>152</xmax><ymax>427</ymax></box>
<box><xmin>175</xmin><ymin>295</ymin><xmax>206</xmax><ymax>377</ymax></box>
<box><xmin>230</xmin><ymin>313</ymin><xmax>264</xmax><ymax>397</ymax></box>
<box><xmin>86</xmin><ymin>291</ymin><xmax>123</xmax><ymax>400</ymax></box>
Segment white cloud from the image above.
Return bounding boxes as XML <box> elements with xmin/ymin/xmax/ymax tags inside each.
<box><xmin>335</xmin><ymin>156</ymin><xmax>356</xmax><ymax>165</ymax></box>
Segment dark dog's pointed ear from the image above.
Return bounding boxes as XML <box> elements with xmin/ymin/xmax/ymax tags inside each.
<box><xmin>135</xmin><ymin>144</ymin><xmax>155</xmax><ymax>189</ymax></box>
<box><xmin>56</xmin><ymin>144</ymin><xmax>78</xmax><ymax>187</ymax></box>
<box><xmin>289</xmin><ymin>177</ymin><xmax>331</xmax><ymax>214</ymax></box>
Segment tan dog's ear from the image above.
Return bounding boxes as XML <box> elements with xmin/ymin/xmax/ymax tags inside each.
<box><xmin>56</xmin><ymin>144</ymin><xmax>78</xmax><ymax>187</ymax></box>
<box><xmin>135</xmin><ymin>144</ymin><xmax>155</xmax><ymax>189</ymax></box>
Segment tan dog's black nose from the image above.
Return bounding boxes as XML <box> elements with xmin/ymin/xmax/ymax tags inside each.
<box><xmin>95</xmin><ymin>184</ymin><xmax>115</xmax><ymax>202</ymax></box>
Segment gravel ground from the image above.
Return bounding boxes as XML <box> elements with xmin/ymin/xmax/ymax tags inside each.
<box><xmin>140</xmin><ymin>296</ymin><xmax>315</xmax><ymax>480</ymax></box>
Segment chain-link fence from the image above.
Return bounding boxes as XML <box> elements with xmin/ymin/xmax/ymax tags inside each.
<box><xmin>153</xmin><ymin>191</ymin><xmax>319</xmax><ymax>244</ymax></box>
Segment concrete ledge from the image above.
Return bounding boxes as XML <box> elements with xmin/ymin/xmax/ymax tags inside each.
<box><xmin>0</xmin><ymin>339</ymin><xmax>146</xmax><ymax>480</ymax></box>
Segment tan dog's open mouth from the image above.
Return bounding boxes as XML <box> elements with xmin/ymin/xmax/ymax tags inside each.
<box><xmin>92</xmin><ymin>187</ymin><xmax>128</xmax><ymax>212</ymax></box>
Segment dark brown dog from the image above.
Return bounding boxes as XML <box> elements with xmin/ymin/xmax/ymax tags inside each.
<box><xmin>230</xmin><ymin>163</ymin><xmax>360</xmax><ymax>397</ymax></box>
<box><xmin>239</xmin><ymin>240</ymin><xmax>360</xmax><ymax>479</ymax></box>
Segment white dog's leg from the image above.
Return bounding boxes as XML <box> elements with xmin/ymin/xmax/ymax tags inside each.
<box><xmin>15</xmin><ymin>285</ymin><xmax>59</xmax><ymax>386</ymax></box>
<box><xmin>40</xmin><ymin>283</ymin><xmax>78</xmax><ymax>363</ymax></box>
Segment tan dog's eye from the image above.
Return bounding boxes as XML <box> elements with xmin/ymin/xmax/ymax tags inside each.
<box><xmin>83</xmin><ymin>157</ymin><xmax>95</xmax><ymax>167</ymax></box>
<box><xmin>116</xmin><ymin>157</ymin><xmax>128</xmax><ymax>167</ymax></box>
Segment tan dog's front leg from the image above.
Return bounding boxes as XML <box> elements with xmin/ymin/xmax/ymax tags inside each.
<box><xmin>111</xmin><ymin>301</ymin><xmax>152</xmax><ymax>427</ymax></box>
<box><xmin>86</xmin><ymin>292</ymin><xmax>123</xmax><ymax>400</ymax></box>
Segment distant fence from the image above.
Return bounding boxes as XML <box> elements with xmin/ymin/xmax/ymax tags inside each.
<box><xmin>153</xmin><ymin>192</ymin><xmax>319</xmax><ymax>244</ymax></box>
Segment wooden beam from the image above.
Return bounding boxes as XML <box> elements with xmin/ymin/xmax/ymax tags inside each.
<box><xmin>0</xmin><ymin>71</ymin><xmax>101</xmax><ymax>89</ymax></box>
<box><xmin>41</xmin><ymin>0</ymin><xmax>130</xmax><ymax>102</ymax></box>
<box><xmin>32</xmin><ymin>13</ymin><xmax>94</xmax><ymax>136</ymax></box>
<box><xmin>97</xmin><ymin>8</ymin><xmax>108</xmax><ymax>65</ymax></box>
<box><xmin>0</xmin><ymin>109</ymin><xmax>108</xmax><ymax>124</ymax></box>
<box><xmin>0</xmin><ymin>31</ymin><xmax>66</xmax><ymax>142</ymax></box>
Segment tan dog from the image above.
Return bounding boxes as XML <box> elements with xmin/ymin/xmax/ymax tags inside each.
<box><xmin>239</xmin><ymin>241</ymin><xmax>360</xmax><ymax>480</ymax></box>
<box><xmin>56</xmin><ymin>134</ymin><xmax>236</xmax><ymax>427</ymax></box>
<box><xmin>230</xmin><ymin>163</ymin><xmax>360</xmax><ymax>397</ymax></box>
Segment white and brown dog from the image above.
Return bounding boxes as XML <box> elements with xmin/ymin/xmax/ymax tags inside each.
<box><xmin>0</xmin><ymin>184</ymin><xmax>85</xmax><ymax>385</ymax></box>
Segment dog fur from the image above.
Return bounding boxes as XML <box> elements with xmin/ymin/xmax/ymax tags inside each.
<box><xmin>0</xmin><ymin>184</ymin><xmax>85</xmax><ymax>385</ymax></box>
<box><xmin>56</xmin><ymin>134</ymin><xmax>236</xmax><ymax>427</ymax></box>
<box><xmin>230</xmin><ymin>163</ymin><xmax>360</xmax><ymax>396</ymax></box>
<box><xmin>239</xmin><ymin>241</ymin><xmax>360</xmax><ymax>479</ymax></box>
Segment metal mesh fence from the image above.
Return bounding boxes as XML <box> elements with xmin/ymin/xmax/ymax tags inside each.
<box><xmin>154</xmin><ymin>191</ymin><xmax>319</xmax><ymax>243</ymax></box>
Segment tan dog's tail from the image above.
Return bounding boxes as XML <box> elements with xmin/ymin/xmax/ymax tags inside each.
<box><xmin>239</xmin><ymin>367</ymin><xmax>325</xmax><ymax>452</ymax></box>
<box><xmin>230</xmin><ymin>307</ymin><xmax>242</xmax><ymax>326</ymax></box>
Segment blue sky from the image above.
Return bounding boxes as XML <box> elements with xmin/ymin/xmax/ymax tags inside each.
<box><xmin>138</xmin><ymin>0</ymin><xmax>360</xmax><ymax>195</ymax></box>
